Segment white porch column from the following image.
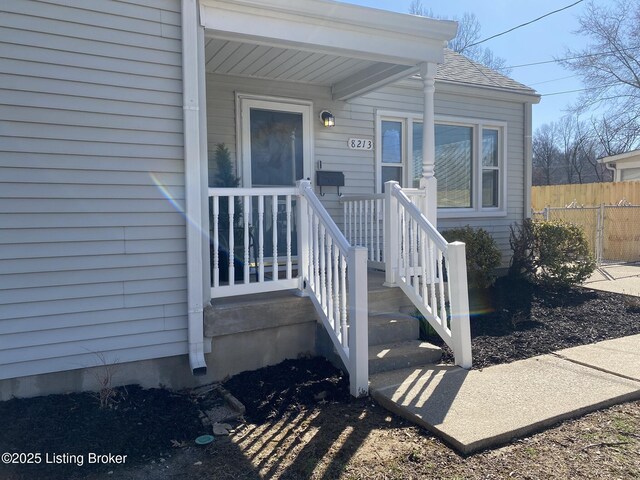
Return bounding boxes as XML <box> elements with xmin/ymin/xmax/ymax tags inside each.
<box><xmin>419</xmin><ymin>62</ymin><xmax>438</xmax><ymax>229</ymax></box>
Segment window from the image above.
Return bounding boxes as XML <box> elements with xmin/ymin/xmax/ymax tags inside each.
<box><xmin>377</xmin><ymin>112</ymin><xmax>506</xmax><ymax>216</ymax></box>
<box><xmin>380</xmin><ymin>120</ymin><xmax>404</xmax><ymax>191</ymax></box>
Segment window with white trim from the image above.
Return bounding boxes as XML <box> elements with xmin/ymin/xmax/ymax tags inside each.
<box><xmin>377</xmin><ymin>112</ymin><xmax>507</xmax><ymax>216</ymax></box>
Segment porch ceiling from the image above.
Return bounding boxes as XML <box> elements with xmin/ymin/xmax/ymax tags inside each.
<box><xmin>204</xmin><ymin>38</ymin><xmax>415</xmax><ymax>99</ymax></box>
<box><xmin>199</xmin><ymin>0</ymin><xmax>458</xmax><ymax>100</ymax></box>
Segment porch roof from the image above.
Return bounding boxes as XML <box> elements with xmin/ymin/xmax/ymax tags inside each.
<box><xmin>199</xmin><ymin>0</ymin><xmax>457</xmax><ymax>100</ymax></box>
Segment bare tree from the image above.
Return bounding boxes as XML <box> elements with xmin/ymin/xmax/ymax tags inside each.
<box><xmin>560</xmin><ymin>0</ymin><xmax>640</xmax><ymax>150</ymax></box>
<box><xmin>557</xmin><ymin>115</ymin><xmax>591</xmax><ymax>184</ymax></box>
<box><xmin>409</xmin><ymin>1</ymin><xmax>511</xmax><ymax>75</ymax></box>
<box><xmin>589</xmin><ymin>114</ymin><xmax>640</xmax><ymax>157</ymax></box>
<box><xmin>533</xmin><ymin>123</ymin><xmax>561</xmax><ymax>185</ymax></box>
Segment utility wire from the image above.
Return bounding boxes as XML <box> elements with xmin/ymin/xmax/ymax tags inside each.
<box><xmin>541</xmin><ymin>82</ymin><xmax>621</xmax><ymax>97</ymax></box>
<box><xmin>529</xmin><ymin>74</ymin><xmax>578</xmax><ymax>86</ymax></box>
<box><xmin>468</xmin><ymin>0</ymin><xmax>584</xmax><ymax>47</ymax></box>
<box><xmin>508</xmin><ymin>46</ymin><xmax>640</xmax><ymax>69</ymax></box>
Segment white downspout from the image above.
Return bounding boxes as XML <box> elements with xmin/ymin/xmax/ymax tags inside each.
<box><xmin>182</xmin><ymin>0</ymin><xmax>207</xmax><ymax>375</ymax></box>
<box><xmin>603</xmin><ymin>162</ymin><xmax>617</xmax><ymax>181</ymax></box>
<box><xmin>524</xmin><ymin>103</ymin><xmax>533</xmax><ymax>218</ymax></box>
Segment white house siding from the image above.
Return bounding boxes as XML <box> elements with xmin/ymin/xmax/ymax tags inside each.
<box><xmin>0</xmin><ymin>0</ymin><xmax>188</xmax><ymax>381</ymax></box>
<box><xmin>206</xmin><ymin>74</ymin><xmax>529</xmax><ymax>264</ymax></box>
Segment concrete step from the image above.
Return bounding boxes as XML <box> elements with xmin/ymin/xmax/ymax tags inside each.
<box><xmin>367</xmin><ymin>285</ymin><xmax>413</xmax><ymax>314</ymax></box>
<box><xmin>368</xmin><ymin>340</ymin><xmax>442</xmax><ymax>375</ymax></box>
<box><xmin>204</xmin><ymin>290</ymin><xmax>315</xmax><ymax>338</ymax></box>
<box><xmin>368</xmin><ymin>313</ymin><xmax>420</xmax><ymax>346</ymax></box>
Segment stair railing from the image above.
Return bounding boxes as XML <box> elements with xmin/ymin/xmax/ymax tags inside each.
<box><xmin>384</xmin><ymin>181</ymin><xmax>472</xmax><ymax>368</ymax></box>
<box><xmin>297</xmin><ymin>180</ymin><xmax>369</xmax><ymax>397</ymax></box>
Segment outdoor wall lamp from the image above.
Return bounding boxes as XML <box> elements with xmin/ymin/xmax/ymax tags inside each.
<box><xmin>319</xmin><ymin>110</ymin><xmax>335</xmax><ymax>127</ymax></box>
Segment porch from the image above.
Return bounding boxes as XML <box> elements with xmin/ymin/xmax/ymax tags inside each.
<box><xmin>205</xmin><ymin>182</ymin><xmax>472</xmax><ymax>397</ymax></box>
<box><xmin>192</xmin><ymin>0</ymin><xmax>471</xmax><ymax>397</ymax></box>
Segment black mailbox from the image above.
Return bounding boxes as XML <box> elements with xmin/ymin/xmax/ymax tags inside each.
<box><xmin>316</xmin><ymin>171</ymin><xmax>345</xmax><ymax>195</ymax></box>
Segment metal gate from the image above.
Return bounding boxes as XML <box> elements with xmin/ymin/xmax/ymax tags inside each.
<box><xmin>533</xmin><ymin>203</ymin><xmax>640</xmax><ymax>265</ymax></box>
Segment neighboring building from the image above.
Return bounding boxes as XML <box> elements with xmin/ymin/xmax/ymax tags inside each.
<box><xmin>0</xmin><ymin>0</ymin><xmax>539</xmax><ymax>400</ymax></box>
<box><xmin>600</xmin><ymin>150</ymin><xmax>640</xmax><ymax>181</ymax></box>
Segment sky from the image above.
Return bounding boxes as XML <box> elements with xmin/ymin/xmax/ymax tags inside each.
<box><xmin>343</xmin><ymin>0</ymin><xmax>610</xmax><ymax>133</ymax></box>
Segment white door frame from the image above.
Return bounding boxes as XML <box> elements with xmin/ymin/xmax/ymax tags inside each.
<box><xmin>236</xmin><ymin>94</ymin><xmax>314</xmax><ymax>188</ymax></box>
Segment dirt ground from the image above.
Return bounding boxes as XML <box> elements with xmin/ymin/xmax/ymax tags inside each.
<box><xmin>2</xmin><ymin>284</ymin><xmax>640</xmax><ymax>480</ymax></box>
<box><xmin>1</xmin><ymin>357</ymin><xmax>638</xmax><ymax>480</ymax></box>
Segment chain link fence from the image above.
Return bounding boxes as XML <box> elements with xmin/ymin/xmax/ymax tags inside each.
<box><xmin>533</xmin><ymin>204</ymin><xmax>640</xmax><ymax>265</ymax></box>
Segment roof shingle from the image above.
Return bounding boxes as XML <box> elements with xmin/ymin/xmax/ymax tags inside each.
<box><xmin>435</xmin><ymin>49</ymin><xmax>538</xmax><ymax>96</ymax></box>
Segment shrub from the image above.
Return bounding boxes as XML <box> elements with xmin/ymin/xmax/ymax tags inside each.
<box><xmin>442</xmin><ymin>226</ymin><xmax>501</xmax><ymax>290</ymax></box>
<box><xmin>509</xmin><ymin>218</ymin><xmax>596</xmax><ymax>287</ymax></box>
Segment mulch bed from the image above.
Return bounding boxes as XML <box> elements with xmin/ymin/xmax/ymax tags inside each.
<box><xmin>223</xmin><ymin>357</ymin><xmax>352</xmax><ymax>424</ymax></box>
<box><xmin>0</xmin><ymin>385</ymin><xmax>207</xmax><ymax>480</ymax></box>
<box><xmin>432</xmin><ymin>277</ymin><xmax>640</xmax><ymax>368</ymax></box>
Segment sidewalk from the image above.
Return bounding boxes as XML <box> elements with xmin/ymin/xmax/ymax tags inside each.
<box><xmin>370</xmin><ymin>334</ymin><xmax>640</xmax><ymax>455</ymax></box>
<box><xmin>584</xmin><ymin>263</ymin><xmax>640</xmax><ymax>296</ymax></box>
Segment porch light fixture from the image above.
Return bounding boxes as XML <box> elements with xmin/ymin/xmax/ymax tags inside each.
<box><xmin>320</xmin><ymin>110</ymin><xmax>335</xmax><ymax>127</ymax></box>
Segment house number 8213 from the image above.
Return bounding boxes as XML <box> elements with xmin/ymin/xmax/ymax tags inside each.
<box><xmin>348</xmin><ymin>138</ymin><xmax>373</xmax><ymax>150</ymax></box>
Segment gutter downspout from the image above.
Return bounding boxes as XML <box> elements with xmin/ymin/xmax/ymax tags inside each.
<box><xmin>524</xmin><ymin>102</ymin><xmax>533</xmax><ymax>218</ymax></box>
<box><xmin>603</xmin><ymin>162</ymin><xmax>617</xmax><ymax>181</ymax></box>
<box><xmin>182</xmin><ymin>0</ymin><xmax>207</xmax><ymax>375</ymax></box>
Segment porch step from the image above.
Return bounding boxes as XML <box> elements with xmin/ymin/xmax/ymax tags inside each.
<box><xmin>368</xmin><ymin>313</ymin><xmax>420</xmax><ymax>346</ymax></box>
<box><xmin>204</xmin><ymin>290</ymin><xmax>315</xmax><ymax>338</ymax></box>
<box><xmin>367</xmin><ymin>272</ymin><xmax>414</xmax><ymax>314</ymax></box>
<box><xmin>368</xmin><ymin>340</ymin><xmax>442</xmax><ymax>375</ymax></box>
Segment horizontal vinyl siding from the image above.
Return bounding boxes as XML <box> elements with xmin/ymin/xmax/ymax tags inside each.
<box><xmin>0</xmin><ymin>0</ymin><xmax>187</xmax><ymax>381</ymax></box>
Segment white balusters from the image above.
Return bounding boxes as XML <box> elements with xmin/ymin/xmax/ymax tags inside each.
<box><xmin>272</xmin><ymin>194</ymin><xmax>278</xmax><ymax>280</ymax></box>
<box><xmin>212</xmin><ymin>196</ymin><xmax>219</xmax><ymax>288</ymax></box>
<box><xmin>208</xmin><ymin>187</ymin><xmax>298</xmax><ymax>298</ymax></box>
<box><xmin>258</xmin><ymin>195</ymin><xmax>264</xmax><ymax>283</ymax></box>
<box><xmin>243</xmin><ymin>195</ymin><xmax>249</xmax><ymax>284</ymax></box>
<box><xmin>228</xmin><ymin>195</ymin><xmax>235</xmax><ymax>286</ymax></box>
<box><xmin>382</xmin><ymin>180</ymin><xmax>471</xmax><ymax>369</ymax></box>
<box><xmin>286</xmin><ymin>195</ymin><xmax>292</xmax><ymax>280</ymax></box>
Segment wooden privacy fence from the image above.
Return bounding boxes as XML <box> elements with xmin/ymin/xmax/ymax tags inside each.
<box><xmin>531</xmin><ymin>181</ymin><xmax>640</xmax><ymax>210</ymax></box>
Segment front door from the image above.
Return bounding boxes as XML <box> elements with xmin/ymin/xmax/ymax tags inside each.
<box><xmin>240</xmin><ymin>97</ymin><xmax>312</xmax><ymax>187</ymax></box>
<box><xmin>239</xmin><ymin>97</ymin><xmax>313</xmax><ymax>267</ymax></box>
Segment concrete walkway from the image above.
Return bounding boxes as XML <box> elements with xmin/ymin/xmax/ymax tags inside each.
<box><xmin>370</xmin><ymin>334</ymin><xmax>640</xmax><ymax>455</ymax></box>
<box><xmin>584</xmin><ymin>263</ymin><xmax>640</xmax><ymax>296</ymax></box>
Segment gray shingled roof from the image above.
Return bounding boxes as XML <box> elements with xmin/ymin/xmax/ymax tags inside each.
<box><xmin>435</xmin><ymin>49</ymin><xmax>538</xmax><ymax>96</ymax></box>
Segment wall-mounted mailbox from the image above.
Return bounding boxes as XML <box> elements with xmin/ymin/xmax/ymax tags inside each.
<box><xmin>316</xmin><ymin>171</ymin><xmax>345</xmax><ymax>196</ymax></box>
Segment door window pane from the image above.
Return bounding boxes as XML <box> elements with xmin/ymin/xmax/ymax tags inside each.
<box><xmin>381</xmin><ymin>121</ymin><xmax>403</xmax><ymax>163</ymax></box>
<box><xmin>250</xmin><ymin>108</ymin><xmax>303</xmax><ymax>187</ymax></box>
<box><xmin>435</xmin><ymin>125</ymin><xmax>473</xmax><ymax>208</ymax></box>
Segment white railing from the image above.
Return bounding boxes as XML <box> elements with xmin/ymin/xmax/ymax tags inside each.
<box><xmin>385</xmin><ymin>181</ymin><xmax>472</xmax><ymax>368</ymax></box>
<box><xmin>341</xmin><ymin>194</ymin><xmax>385</xmax><ymax>267</ymax></box>
<box><xmin>208</xmin><ymin>187</ymin><xmax>298</xmax><ymax>298</ymax></box>
<box><xmin>340</xmin><ymin>188</ymin><xmax>427</xmax><ymax>267</ymax></box>
<box><xmin>298</xmin><ymin>180</ymin><xmax>369</xmax><ymax>397</ymax></box>
<box><xmin>209</xmin><ymin>183</ymin><xmax>369</xmax><ymax>397</ymax></box>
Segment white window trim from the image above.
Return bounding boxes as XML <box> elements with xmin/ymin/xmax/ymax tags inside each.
<box><xmin>375</xmin><ymin>110</ymin><xmax>508</xmax><ymax>218</ymax></box>
<box><xmin>235</xmin><ymin>93</ymin><xmax>314</xmax><ymax>188</ymax></box>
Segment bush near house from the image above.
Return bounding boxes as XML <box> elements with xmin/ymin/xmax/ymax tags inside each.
<box><xmin>442</xmin><ymin>226</ymin><xmax>501</xmax><ymax>290</ymax></box>
<box><xmin>509</xmin><ymin>218</ymin><xmax>596</xmax><ymax>287</ymax></box>
<box><xmin>210</xmin><ymin>143</ymin><xmax>244</xmax><ymax>282</ymax></box>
